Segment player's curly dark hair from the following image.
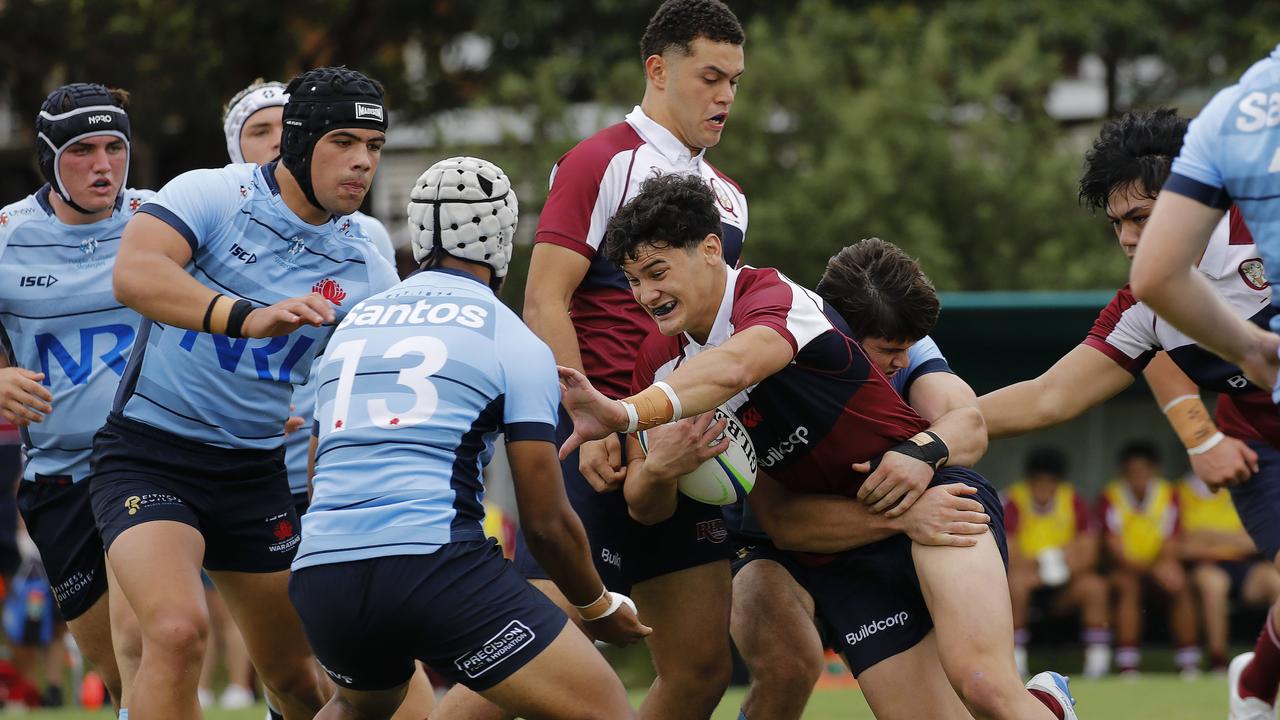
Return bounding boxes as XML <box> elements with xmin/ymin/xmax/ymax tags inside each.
<box><xmin>816</xmin><ymin>238</ymin><xmax>940</xmax><ymax>343</ymax></box>
<box><xmin>602</xmin><ymin>174</ymin><xmax>723</xmax><ymax>266</ymax></box>
<box><xmin>640</xmin><ymin>0</ymin><xmax>745</xmax><ymax>61</ymax></box>
<box><xmin>1079</xmin><ymin>108</ymin><xmax>1189</xmax><ymax>213</ymax></box>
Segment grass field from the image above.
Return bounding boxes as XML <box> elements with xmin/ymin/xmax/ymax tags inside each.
<box><xmin>16</xmin><ymin>675</ymin><xmax>1226</xmax><ymax>718</ymax></box>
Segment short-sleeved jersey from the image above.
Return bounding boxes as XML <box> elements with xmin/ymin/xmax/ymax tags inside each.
<box><xmin>537</xmin><ymin>105</ymin><xmax>749</xmax><ymax>399</ymax></box>
<box><xmin>284</xmin><ymin>210</ymin><xmax>397</xmax><ymax>495</ymax></box>
<box><xmin>724</xmin><ymin>333</ymin><xmax>953</xmax><ymax>538</ymax></box>
<box><xmin>116</xmin><ymin>162</ymin><xmax>399</xmax><ymax>449</ymax></box>
<box><xmin>1002</xmin><ymin>482</ymin><xmax>1092</xmax><ymax>558</ymax></box>
<box><xmin>634</xmin><ymin>265</ymin><xmax>928</xmax><ymax>499</ymax></box>
<box><xmin>1081</xmin><ymin>213</ymin><xmax>1280</xmax><ymax>446</ymax></box>
<box><xmin>293</xmin><ymin>268</ymin><xmax>559</xmax><ymax>570</ymax></box>
<box><xmin>1166</xmin><ymin>45</ymin><xmax>1280</xmax><ymax>309</ymax></box>
<box><xmin>0</xmin><ymin>185</ymin><xmax>153</xmax><ymax>482</ymax></box>
<box><xmin>1098</xmin><ymin>479</ymin><xmax>1179</xmax><ymax>567</ymax></box>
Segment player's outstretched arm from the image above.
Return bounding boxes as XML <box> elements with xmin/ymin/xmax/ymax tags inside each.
<box><xmin>622</xmin><ymin>415</ymin><xmax>728</xmax><ymax>525</ymax></box>
<box><xmin>978</xmin><ymin>345</ymin><xmax>1134</xmax><ymax>438</ymax></box>
<box><xmin>507</xmin><ymin>439</ymin><xmax>650</xmax><ymax>645</ymax></box>
<box><xmin>856</xmin><ymin>372</ymin><xmax>989</xmax><ymax>517</ymax></box>
<box><xmin>557</xmin><ymin>325</ymin><xmax>794</xmax><ymax>457</ymax></box>
<box><xmin>750</xmin><ymin>473</ymin><xmax>989</xmax><ymax>554</ymax></box>
<box><xmin>115</xmin><ymin>214</ymin><xmax>335</xmax><ymax>338</ymax></box>
<box><xmin>1133</xmin><ymin>192</ymin><xmax>1279</xmax><ymax>387</ymax></box>
<box><xmin>1144</xmin><ymin>351</ymin><xmax>1257</xmax><ymax>488</ymax></box>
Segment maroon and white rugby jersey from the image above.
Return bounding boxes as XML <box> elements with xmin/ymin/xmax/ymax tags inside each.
<box><xmin>1081</xmin><ymin>208</ymin><xmax>1279</xmax><ymax>446</ymax></box>
<box><xmin>632</xmin><ymin>266</ymin><xmax>928</xmax><ymax>497</ymax></box>
<box><xmin>536</xmin><ymin>106</ymin><xmax>748</xmax><ymax>399</ymax></box>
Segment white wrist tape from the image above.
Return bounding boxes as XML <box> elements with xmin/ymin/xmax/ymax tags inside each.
<box><xmin>653</xmin><ymin>381</ymin><xmax>683</xmax><ymax>422</ymax></box>
<box><xmin>582</xmin><ymin>591</ymin><xmax>636</xmax><ymax>622</ymax></box>
<box><xmin>620</xmin><ymin>401</ymin><xmax>639</xmax><ymax>434</ymax></box>
<box><xmin>1187</xmin><ymin>431</ymin><xmax>1226</xmax><ymax>456</ymax></box>
<box><xmin>1161</xmin><ymin>394</ymin><xmax>1200</xmax><ymax>413</ymax></box>
<box><xmin>571</xmin><ymin>587</ymin><xmax>607</xmax><ymax>610</ymax></box>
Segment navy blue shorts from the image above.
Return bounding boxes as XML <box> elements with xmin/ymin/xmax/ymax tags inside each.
<box><xmin>289</xmin><ymin>540</ymin><xmax>567</xmax><ymax>692</ymax></box>
<box><xmin>17</xmin><ymin>477</ymin><xmax>107</xmax><ymax>621</ymax></box>
<box><xmin>1230</xmin><ymin>441</ymin><xmax>1280</xmax><ymax>562</ymax></box>
<box><xmin>89</xmin><ymin>413</ymin><xmax>300</xmax><ymax>573</ymax></box>
<box><xmin>732</xmin><ymin>467</ymin><xmax>1006</xmax><ymax>677</ymax></box>
<box><xmin>513</xmin><ymin>408</ymin><xmax>732</xmax><ymax>594</ymax></box>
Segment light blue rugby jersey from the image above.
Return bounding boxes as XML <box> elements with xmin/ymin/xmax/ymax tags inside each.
<box><xmin>724</xmin><ymin>335</ymin><xmax>952</xmax><ymax>539</ymax></box>
<box><xmin>0</xmin><ymin>186</ymin><xmax>152</xmax><ymax>482</ymax></box>
<box><xmin>293</xmin><ymin>268</ymin><xmax>559</xmax><ymax>570</ymax></box>
<box><xmin>284</xmin><ymin>211</ymin><xmax>396</xmax><ymax>496</ymax></box>
<box><xmin>1167</xmin><ymin>44</ymin><xmax>1280</xmax><ymax>317</ymax></box>
<box><xmin>117</xmin><ymin>162</ymin><xmax>398</xmax><ymax>449</ymax></box>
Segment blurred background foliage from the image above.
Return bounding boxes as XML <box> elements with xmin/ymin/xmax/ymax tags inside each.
<box><xmin>2</xmin><ymin>0</ymin><xmax>1279</xmax><ymax>292</ymax></box>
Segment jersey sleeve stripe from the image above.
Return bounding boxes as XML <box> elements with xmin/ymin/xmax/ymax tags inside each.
<box><xmin>138</xmin><ymin>203</ymin><xmax>198</xmax><ymax>252</ymax></box>
<box><xmin>1164</xmin><ymin>173</ymin><xmax>1233</xmax><ymax>210</ymax></box>
<box><xmin>532</xmin><ymin>230</ymin><xmax>596</xmax><ymax>259</ymax></box>
<box><xmin>899</xmin><ymin>358</ymin><xmax>952</xmax><ymax>395</ymax></box>
<box><xmin>504</xmin><ymin>421</ymin><xmax>556</xmax><ymax>443</ymax></box>
<box><xmin>1080</xmin><ymin>337</ymin><xmax>1154</xmax><ymax>375</ymax></box>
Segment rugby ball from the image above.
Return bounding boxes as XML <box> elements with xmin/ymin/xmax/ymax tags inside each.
<box><xmin>637</xmin><ymin>407</ymin><xmax>758</xmax><ymax>506</ymax></box>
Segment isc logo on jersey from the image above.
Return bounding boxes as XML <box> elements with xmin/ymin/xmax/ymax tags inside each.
<box><xmin>638</xmin><ymin>407</ymin><xmax>757</xmax><ymax>506</ymax></box>
<box><xmin>337</xmin><ymin>299</ymin><xmax>490</xmax><ymax>331</ymax></box>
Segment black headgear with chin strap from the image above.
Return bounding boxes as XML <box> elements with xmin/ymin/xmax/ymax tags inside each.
<box><xmin>36</xmin><ymin>83</ymin><xmax>131</xmax><ymax>214</ymax></box>
<box><xmin>280</xmin><ymin>67</ymin><xmax>387</xmax><ymax>212</ymax></box>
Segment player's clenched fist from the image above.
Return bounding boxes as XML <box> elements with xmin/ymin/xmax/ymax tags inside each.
<box><xmin>580</xmin><ymin>592</ymin><xmax>652</xmax><ymax>646</ymax></box>
<box><xmin>0</xmin><ymin>367</ymin><xmax>53</xmax><ymax>426</ymax></box>
<box><xmin>240</xmin><ymin>292</ymin><xmax>336</xmax><ymax>338</ymax></box>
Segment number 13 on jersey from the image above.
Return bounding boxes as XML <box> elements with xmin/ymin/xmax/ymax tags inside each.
<box><xmin>326</xmin><ymin>336</ymin><xmax>449</xmax><ymax>432</ymax></box>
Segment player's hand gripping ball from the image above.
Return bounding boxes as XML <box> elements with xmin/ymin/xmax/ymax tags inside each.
<box><xmin>639</xmin><ymin>407</ymin><xmax>757</xmax><ymax>505</ymax></box>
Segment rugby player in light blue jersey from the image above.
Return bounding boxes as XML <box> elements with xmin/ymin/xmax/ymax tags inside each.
<box><xmin>89</xmin><ymin>67</ymin><xmax>399</xmax><ymax>720</ymax></box>
<box><xmin>292</xmin><ymin>157</ymin><xmax>647</xmax><ymax>720</ymax></box>
<box><xmin>1132</xmin><ymin>44</ymin><xmax>1280</xmax><ymax>720</ymax></box>
<box><xmin>220</xmin><ymin>77</ymin><xmax>433</xmax><ymax>720</ymax></box>
<box><xmin>0</xmin><ymin>83</ymin><xmax>147</xmax><ymax>716</ymax></box>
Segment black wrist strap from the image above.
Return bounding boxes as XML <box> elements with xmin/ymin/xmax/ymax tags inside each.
<box><xmin>225</xmin><ymin>299</ymin><xmax>254</xmax><ymax>339</ymax></box>
<box><xmin>202</xmin><ymin>294</ymin><xmax>224</xmax><ymax>334</ymax></box>
<box><xmin>889</xmin><ymin>430</ymin><xmax>950</xmax><ymax>470</ymax></box>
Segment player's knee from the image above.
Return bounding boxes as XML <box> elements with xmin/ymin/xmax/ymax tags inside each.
<box><xmin>1078</xmin><ymin>572</ymin><xmax>1107</xmax><ymax>601</ymax></box>
<box><xmin>1193</xmin><ymin>563</ymin><xmax>1230</xmax><ymax>597</ymax></box>
<box><xmin>657</xmin><ymin>646</ymin><xmax>733</xmax><ymax>701</ymax></box>
<box><xmin>952</xmin><ymin>668</ymin><xmax>1016</xmax><ymax>716</ymax></box>
<box><xmin>258</xmin><ymin>656</ymin><xmax>322</xmax><ymax>703</ymax></box>
<box><xmin>745</xmin><ymin>639</ymin><xmax>822</xmax><ymax>692</ymax></box>
<box><xmin>142</xmin><ymin>610</ymin><xmax>209</xmax><ymax>665</ymax></box>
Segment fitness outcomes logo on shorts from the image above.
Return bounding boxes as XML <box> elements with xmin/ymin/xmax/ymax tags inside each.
<box><xmin>123</xmin><ymin>493</ymin><xmax>183</xmax><ymax>516</ymax></box>
<box><xmin>845</xmin><ymin>611</ymin><xmax>910</xmax><ymax>647</ymax></box>
<box><xmin>454</xmin><ymin>620</ymin><xmax>537</xmax><ymax>680</ymax></box>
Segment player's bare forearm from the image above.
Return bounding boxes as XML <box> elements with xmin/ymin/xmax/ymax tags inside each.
<box><xmin>622</xmin><ymin>459</ymin><xmax>679</xmax><ymax>525</ymax></box>
<box><xmin>523</xmin><ymin>243</ymin><xmax>589</xmax><ymax>373</ymax></box>
<box><xmin>523</xmin><ymin>295</ymin><xmax>586</xmax><ymax>374</ymax></box>
<box><xmin>749</xmin><ymin>473</ymin><xmax>895</xmax><ymax>553</ymax></box>
<box><xmin>979</xmin><ymin>345</ymin><xmax>1133</xmax><ymax>438</ymax></box>
<box><xmin>659</xmin><ymin>326</ymin><xmax>794</xmax><ymax>416</ymax></box>
<box><xmin>907</xmin><ymin>372</ymin><xmax>986</xmax><ymax>466</ymax></box>
<box><xmin>508</xmin><ymin>440</ymin><xmax>608</xmax><ymax>605</ymax></box>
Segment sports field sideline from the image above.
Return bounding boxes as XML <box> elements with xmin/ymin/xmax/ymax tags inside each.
<box><xmin>16</xmin><ymin>676</ymin><xmax>1223</xmax><ymax>719</ymax></box>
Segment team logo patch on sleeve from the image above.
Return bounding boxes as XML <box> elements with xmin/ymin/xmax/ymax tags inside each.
<box><xmin>1239</xmin><ymin>258</ymin><xmax>1270</xmax><ymax>290</ymax></box>
<box><xmin>453</xmin><ymin>620</ymin><xmax>536</xmax><ymax>679</ymax></box>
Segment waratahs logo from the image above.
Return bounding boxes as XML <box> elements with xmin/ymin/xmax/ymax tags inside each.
<box><xmin>313</xmin><ymin>278</ymin><xmax>346</xmax><ymax>305</ymax></box>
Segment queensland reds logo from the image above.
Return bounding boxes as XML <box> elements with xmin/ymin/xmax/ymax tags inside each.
<box><xmin>707</xmin><ymin>177</ymin><xmax>738</xmax><ymax>218</ymax></box>
<box><xmin>1239</xmin><ymin>258</ymin><xmax>1270</xmax><ymax>291</ymax></box>
<box><xmin>313</xmin><ymin>278</ymin><xmax>346</xmax><ymax>305</ymax></box>
<box><xmin>273</xmin><ymin>520</ymin><xmax>294</xmax><ymax>541</ymax></box>
<box><xmin>128</xmin><ymin>198</ymin><xmax>141</xmax><ymax>212</ymax></box>
<box><xmin>741</xmin><ymin>407</ymin><xmax>764</xmax><ymax>429</ymax></box>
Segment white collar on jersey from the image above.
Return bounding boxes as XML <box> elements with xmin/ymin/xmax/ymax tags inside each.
<box><xmin>1194</xmin><ymin>214</ymin><xmax>1235</xmax><ymax>281</ymax></box>
<box><xmin>625</xmin><ymin>105</ymin><xmax>707</xmax><ymax>168</ymax></box>
<box><xmin>684</xmin><ymin>264</ymin><xmax>740</xmax><ymax>350</ymax></box>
